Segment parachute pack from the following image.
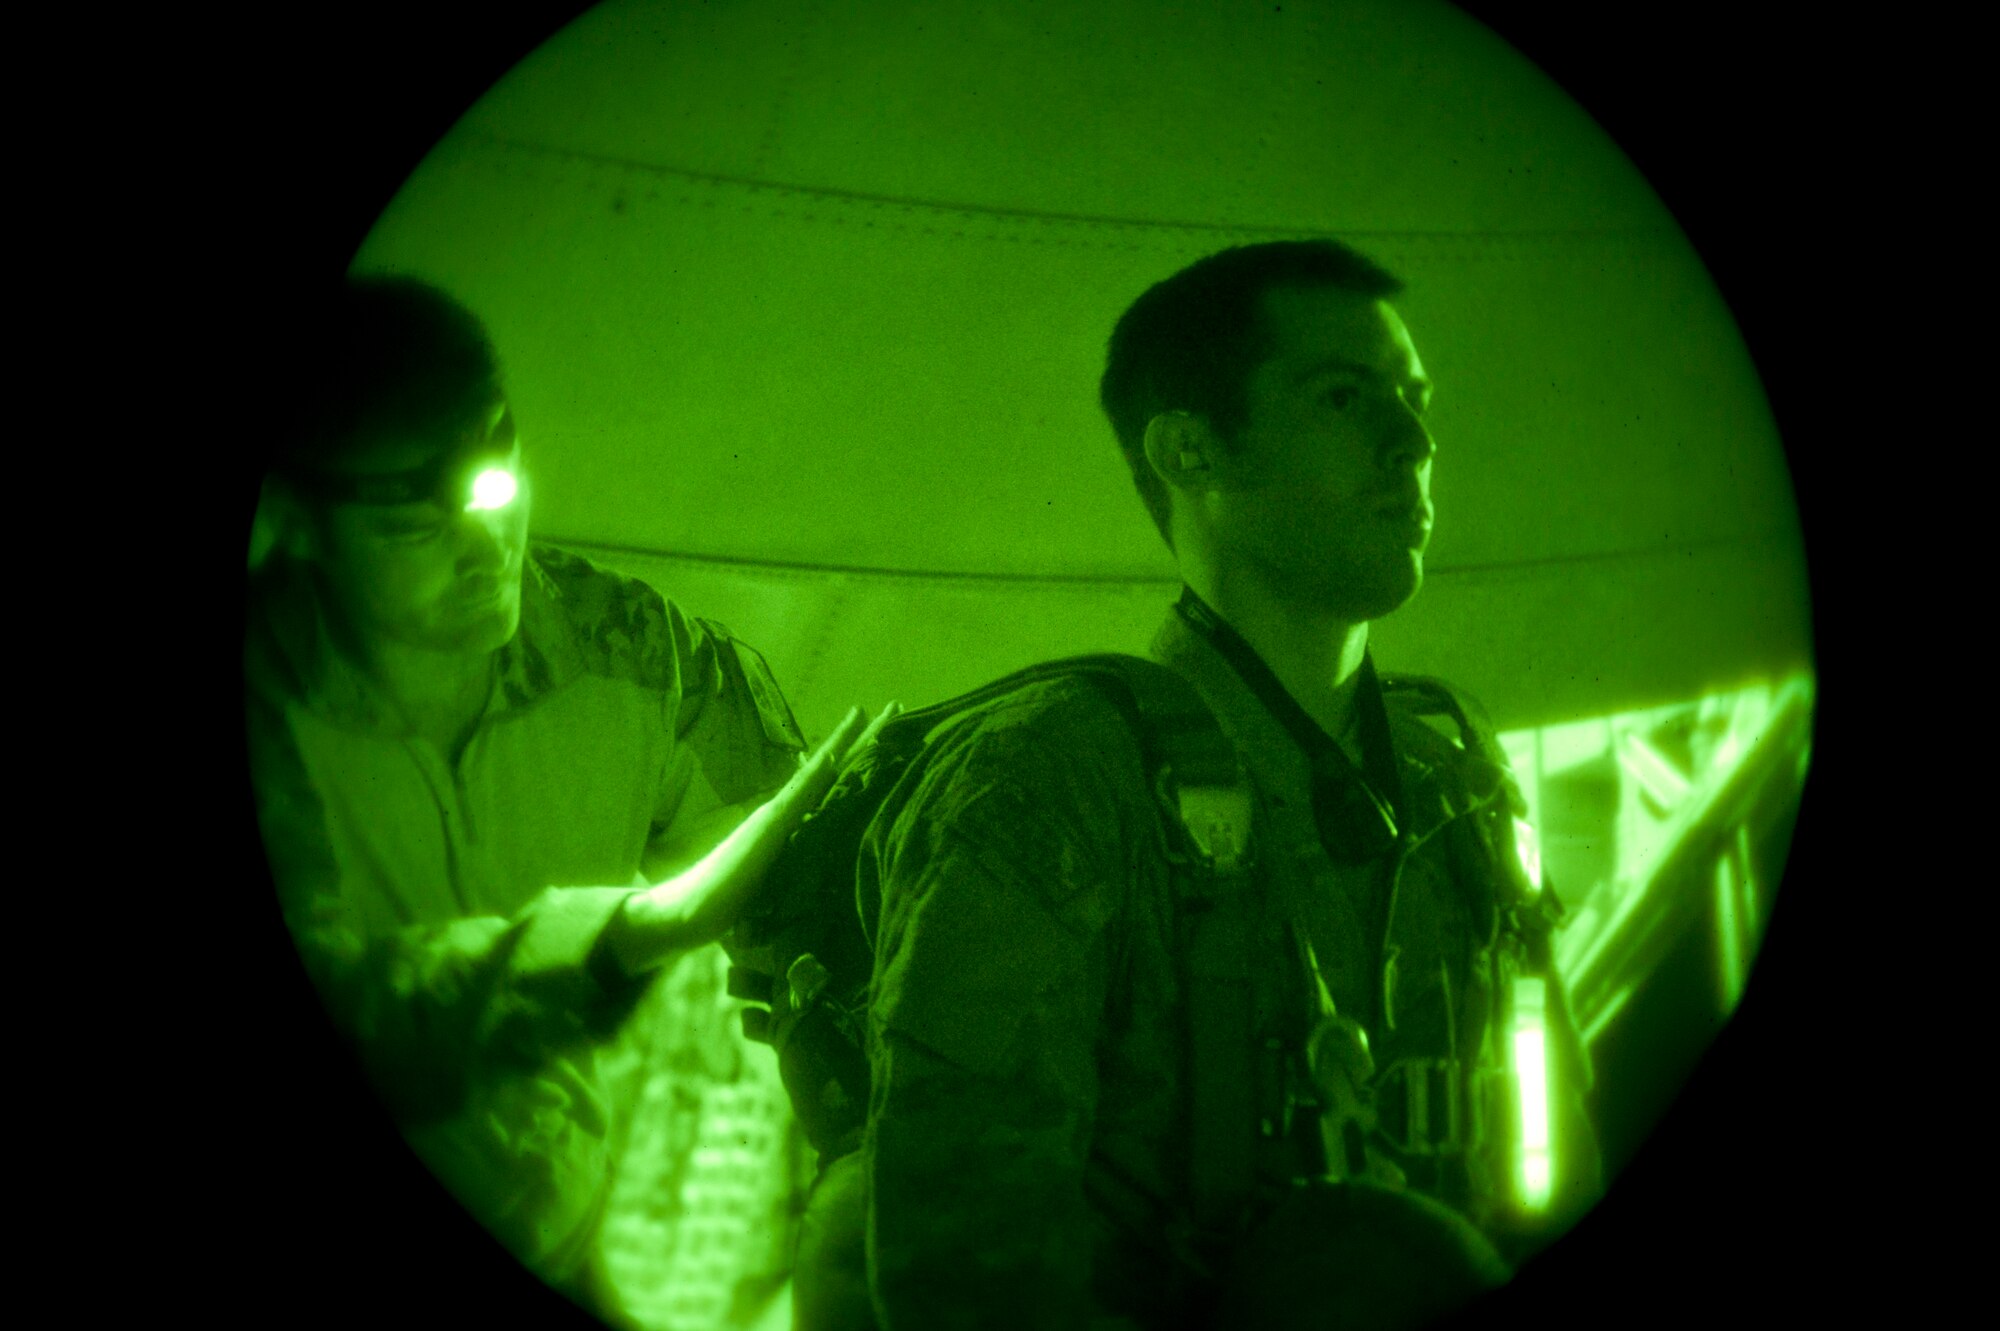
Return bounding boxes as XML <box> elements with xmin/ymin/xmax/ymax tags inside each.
<box><xmin>723</xmin><ymin>654</ymin><xmax>1259</xmax><ymax>1201</ymax></box>
<box><xmin>723</xmin><ymin>649</ymin><xmax>1563</xmax><ymax>1246</ymax></box>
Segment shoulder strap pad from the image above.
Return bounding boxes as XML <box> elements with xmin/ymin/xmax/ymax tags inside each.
<box><xmin>1381</xmin><ymin>675</ymin><xmax>1560</xmax><ymax>950</ymax></box>
<box><xmin>867</xmin><ymin>653</ymin><xmax>1252</xmax><ymax>865</ymax></box>
<box><xmin>1379</xmin><ymin>672</ymin><xmax>1502</xmax><ymax>763</ymax></box>
<box><xmin>1016</xmin><ymin>655</ymin><xmax>1255</xmax><ymax>874</ymax></box>
<box><xmin>1067</xmin><ymin>655</ymin><xmax>1251</xmax><ymax>873</ymax></box>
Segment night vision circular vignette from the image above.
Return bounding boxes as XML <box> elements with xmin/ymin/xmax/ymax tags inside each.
<box><xmin>241</xmin><ymin>3</ymin><xmax>1818</xmax><ymax>1329</ymax></box>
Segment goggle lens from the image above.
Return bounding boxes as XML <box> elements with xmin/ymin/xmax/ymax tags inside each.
<box><xmin>466</xmin><ymin>465</ymin><xmax>519</xmax><ymax>512</ymax></box>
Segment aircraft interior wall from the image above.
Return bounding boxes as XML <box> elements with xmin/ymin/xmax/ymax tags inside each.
<box><xmin>352</xmin><ymin>0</ymin><xmax>1813</xmax><ymax>734</ymax></box>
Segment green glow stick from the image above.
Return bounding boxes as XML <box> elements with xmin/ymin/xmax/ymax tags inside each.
<box><xmin>1511</xmin><ymin>975</ymin><xmax>1552</xmax><ymax>1212</ymax></box>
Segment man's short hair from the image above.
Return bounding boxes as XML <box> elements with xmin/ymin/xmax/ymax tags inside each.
<box><xmin>1099</xmin><ymin>240</ymin><xmax>1404</xmax><ymax>547</ymax></box>
<box><xmin>275</xmin><ymin>275</ymin><xmax>504</xmax><ymax>483</ymax></box>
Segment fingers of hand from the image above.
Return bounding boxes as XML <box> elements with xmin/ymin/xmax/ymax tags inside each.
<box><xmin>853</xmin><ymin>699</ymin><xmax>905</xmax><ymax>754</ymax></box>
<box><xmin>797</xmin><ymin>707</ymin><xmax>863</xmax><ymax>800</ymax></box>
<box><xmin>820</xmin><ymin>704</ymin><xmax>872</xmax><ymax>767</ymax></box>
<box><xmin>788</xmin><ymin>701</ymin><xmax>895</xmax><ymax>805</ymax></box>
<box><xmin>735</xmin><ymin>702</ymin><xmax>900</xmax><ymax>858</ymax></box>
<box><xmin>775</xmin><ymin>706</ymin><xmax>858</xmax><ymax>793</ymax></box>
<box><xmin>651</xmin><ymin>703</ymin><xmax>894</xmax><ymax>949</ymax></box>
<box><xmin>790</xmin><ymin>705</ymin><xmax>863</xmax><ymax>776</ymax></box>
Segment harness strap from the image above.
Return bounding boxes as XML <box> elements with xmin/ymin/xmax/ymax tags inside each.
<box><xmin>1085</xmin><ymin>657</ymin><xmax>1265</xmax><ymax>1243</ymax></box>
<box><xmin>1180</xmin><ymin>876</ymin><xmax>1258</xmax><ymax>1236</ymax></box>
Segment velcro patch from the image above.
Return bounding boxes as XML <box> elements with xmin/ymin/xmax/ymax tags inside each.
<box><xmin>726</xmin><ymin>637</ymin><xmax>807</xmax><ymax>752</ymax></box>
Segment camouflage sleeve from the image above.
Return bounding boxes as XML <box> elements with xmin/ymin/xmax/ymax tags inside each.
<box><xmin>524</xmin><ymin>545</ymin><xmax>804</xmax><ymax>845</ymax></box>
<box><xmin>246</xmin><ymin>680</ymin><xmax>649</xmax><ymax>1123</ymax></box>
<box><xmin>860</xmin><ymin>686</ymin><xmax>1147</xmax><ymax>1331</ymax></box>
<box><xmin>648</xmin><ymin>609</ymin><xmax>807</xmax><ymax>863</ymax></box>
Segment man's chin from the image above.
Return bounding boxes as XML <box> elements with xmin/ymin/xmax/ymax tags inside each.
<box><xmin>431</xmin><ymin>598</ymin><xmax>521</xmax><ymax>655</ymax></box>
<box><xmin>478</xmin><ymin>603</ymin><xmax>524</xmax><ymax>653</ymax></box>
<box><xmin>1313</xmin><ymin>558</ymin><xmax>1422</xmax><ymax>624</ymax></box>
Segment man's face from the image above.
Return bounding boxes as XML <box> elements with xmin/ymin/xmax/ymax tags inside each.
<box><xmin>1209</xmin><ymin>284</ymin><xmax>1435</xmax><ymax>621</ymax></box>
<box><xmin>312</xmin><ymin>400</ymin><xmax>532</xmax><ymax>660</ymax></box>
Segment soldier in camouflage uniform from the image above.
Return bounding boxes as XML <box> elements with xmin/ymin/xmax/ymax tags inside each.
<box><xmin>245</xmin><ymin>277</ymin><xmax>865</xmax><ymax>1324</ymax></box>
<box><xmin>811</xmin><ymin>242</ymin><xmax>1599</xmax><ymax>1330</ymax></box>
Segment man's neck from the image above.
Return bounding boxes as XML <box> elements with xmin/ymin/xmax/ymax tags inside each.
<box><xmin>1185</xmin><ymin>565</ymin><xmax>1370</xmax><ymax>741</ymax></box>
<box><xmin>366</xmin><ymin>639</ymin><xmax>495</xmax><ymax>724</ymax></box>
<box><xmin>320</xmin><ymin>600</ymin><xmax>496</xmax><ymax>739</ymax></box>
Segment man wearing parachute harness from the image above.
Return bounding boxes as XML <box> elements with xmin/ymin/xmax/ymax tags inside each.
<box><xmin>730</xmin><ymin>240</ymin><xmax>1601</xmax><ymax>1329</ymax></box>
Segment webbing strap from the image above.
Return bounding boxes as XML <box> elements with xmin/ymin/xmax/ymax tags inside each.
<box><xmin>1181</xmin><ymin>879</ymin><xmax>1258</xmax><ymax>1235</ymax></box>
<box><xmin>1380</xmin><ymin>672</ymin><xmax>1502</xmax><ymax>768</ymax></box>
<box><xmin>1085</xmin><ymin>656</ymin><xmax>1264</xmax><ymax>1242</ymax></box>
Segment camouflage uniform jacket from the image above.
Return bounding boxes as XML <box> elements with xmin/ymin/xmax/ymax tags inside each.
<box><xmin>244</xmin><ymin>542</ymin><xmax>804</xmax><ymax>1280</ymax></box>
<box><xmin>857</xmin><ymin>602</ymin><xmax>1596</xmax><ymax>1331</ymax></box>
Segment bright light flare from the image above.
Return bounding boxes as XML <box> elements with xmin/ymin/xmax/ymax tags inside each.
<box><xmin>467</xmin><ymin>466</ymin><xmax>519</xmax><ymax>511</ymax></box>
<box><xmin>1513</xmin><ymin>816</ymin><xmax>1543</xmax><ymax>889</ymax></box>
<box><xmin>1511</xmin><ymin>976</ymin><xmax>1553</xmax><ymax>1212</ymax></box>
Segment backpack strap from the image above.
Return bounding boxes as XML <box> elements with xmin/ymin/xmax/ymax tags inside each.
<box><xmin>1378</xmin><ymin>672</ymin><xmax>1504</xmax><ymax>769</ymax></box>
<box><xmin>1073</xmin><ymin>657</ymin><xmax>1264</xmax><ymax>1248</ymax></box>
<box><xmin>1380</xmin><ymin>673</ymin><xmax>1565</xmax><ymax>957</ymax></box>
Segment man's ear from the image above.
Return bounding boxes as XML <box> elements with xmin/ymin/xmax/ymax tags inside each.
<box><xmin>248</xmin><ymin>475</ymin><xmax>317</xmax><ymax>571</ymax></box>
<box><xmin>1141</xmin><ymin>411</ymin><xmax>1222</xmax><ymax>494</ymax></box>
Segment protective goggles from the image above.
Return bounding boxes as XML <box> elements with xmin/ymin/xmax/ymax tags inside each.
<box><xmin>285</xmin><ymin>408</ymin><xmax>522</xmax><ymax>513</ymax></box>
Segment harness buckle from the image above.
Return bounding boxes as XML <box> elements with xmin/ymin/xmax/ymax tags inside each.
<box><xmin>1164</xmin><ymin>778</ymin><xmax>1254</xmax><ymax>877</ymax></box>
<box><xmin>1376</xmin><ymin>1057</ymin><xmax>1477</xmax><ymax>1156</ymax></box>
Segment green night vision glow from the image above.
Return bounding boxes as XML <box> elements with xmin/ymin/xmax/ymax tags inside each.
<box><xmin>1509</xmin><ymin>814</ymin><xmax>1555</xmax><ymax>1211</ymax></box>
<box><xmin>467</xmin><ymin>465</ymin><xmax>519</xmax><ymax>512</ymax></box>
<box><xmin>287</xmin><ymin>447</ymin><xmax>520</xmax><ymax>515</ymax></box>
<box><xmin>1511</xmin><ymin>976</ymin><xmax>1553</xmax><ymax>1213</ymax></box>
<box><xmin>1512</xmin><ymin>816</ymin><xmax>1543</xmax><ymax>890</ymax></box>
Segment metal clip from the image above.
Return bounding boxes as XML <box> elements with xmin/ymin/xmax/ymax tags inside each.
<box><xmin>1379</xmin><ymin>1057</ymin><xmax>1468</xmax><ymax>1156</ymax></box>
<box><xmin>786</xmin><ymin>953</ymin><xmax>833</xmax><ymax>1015</ymax></box>
<box><xmin>1170</xmin><ymin>782</ymin><xmax>1254</xmax><ymax>874</ymax></box>
<box><xmin>1309</xmin><ymin>1014</ymin><xmax>1376</xmax><ymax>1094</ymax></box>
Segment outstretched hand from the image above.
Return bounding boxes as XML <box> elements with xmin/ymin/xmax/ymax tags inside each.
<box><xmin>608</xmin><ymin>702</ymin><xmax>901</xmax><ymax>975</ymax></box>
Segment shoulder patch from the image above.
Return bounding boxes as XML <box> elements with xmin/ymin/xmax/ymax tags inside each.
<box><xmin>701</xmin><ymin>620</ymin><xmax>806</xmax><ymax>752</ymax></box>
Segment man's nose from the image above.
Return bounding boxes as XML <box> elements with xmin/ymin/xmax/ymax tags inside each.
<box><xmin>453</xmin><ymin>510</ymin><xmax>510</xmax><ymax>573</ymax></box>
<box><xmin>1381</xmin><ymin>400</ymin><xmax>1435</xmax><ymax>469</ymax></box>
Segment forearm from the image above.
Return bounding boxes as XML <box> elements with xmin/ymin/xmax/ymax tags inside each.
<box><xmin>595</xmin><ymin>879</ymin><xmax>700</xmax><ymax>982</ymax></box>
<box><xmin>640</xmin><ymin>795</ymin><xmax>770</xmax><ymax>883</ymax></box>
<box><xmin>614</xmin><ymin>724</ymin><xmax>860</xmax><ymax>978</ymax></box>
